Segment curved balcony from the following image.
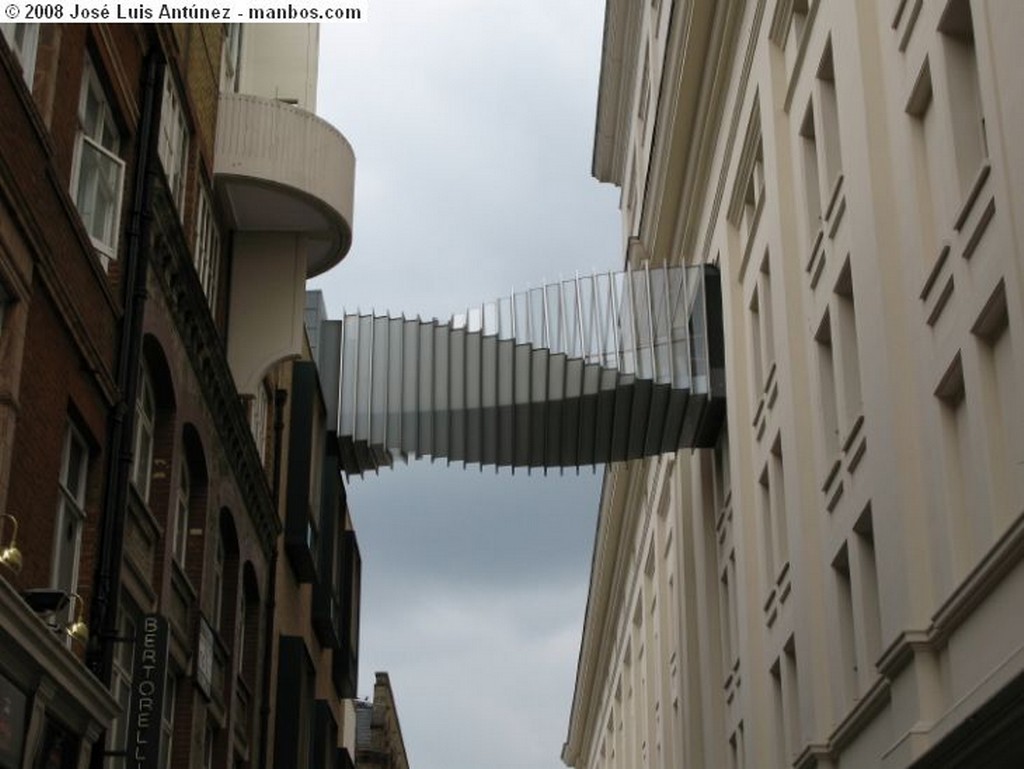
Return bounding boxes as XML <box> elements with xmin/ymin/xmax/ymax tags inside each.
<box><xmin>214</xmin><ymin>93</ymin><xmax>355</xmax><ymax>276</ymax></box>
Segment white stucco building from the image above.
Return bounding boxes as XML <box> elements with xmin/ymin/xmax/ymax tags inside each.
<box><xmin>564</xmin><ymin>1</ymin><xmax>1024</xmax><ymax>767</ymax></box>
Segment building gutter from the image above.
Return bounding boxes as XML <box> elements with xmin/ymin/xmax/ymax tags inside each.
<box><xmin>87</xmin><ymin>46</ymin><xmax>164</xmax><ymax>695</ymax></box>
<box><xmin>258</xmin><ymin>386</ymin><xmax>288</xmax><ymax>768</ymax></box>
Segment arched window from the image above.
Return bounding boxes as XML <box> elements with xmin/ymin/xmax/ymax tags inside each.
<box><xmin>173</xmin><ymin>457</ymin><xmax>190</xmax><ymax>566</ymax></box>
<box><xmin>131</xmin><ymin>365</ymin><xmax>156</xmax><ymax>501</ymax></box>
<box><xmin>134</xmin><ymin>337</ymin><xmax>177</xmax><ymax>514</ymax></box>
<box><xmin>215</xmin><ymin>509</ymin><xmax>239</xmax><ymax>637</ymax></box>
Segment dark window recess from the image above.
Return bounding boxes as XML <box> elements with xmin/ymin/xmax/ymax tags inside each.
<box><xmin>33</xmin><ymin>716</ymin><xmax>79</xmax><ymax>769</ymax></box>
<box><xmin>332</xmin><ymin>530</ymin><xmax>361</xmax><ymax>699</ymax></box>
<box><xmin>313</xmin><ymin>436</ymin><xmax>343</xmax><ymax>649</ymax></box>
<box><xmin>693</xmin><ymin>265</ymin><xmax>727</xmax><ymax>448</ymax></box>
<box><xmin>311</xmin><ymin>700</ymin><xmax>338</xmax><ymax>769</ymax></box>
<box><xmin>337</xmin><ymin>746</ymin><xmax>355</xmax><ymax>769</ymax></box>
<box><xmin>285</xmin><ymin>361</ymin><xmax>320</xmax><ymax>582</ymax></box>
<box><xmin>909</xmin><ymin>665</ymin><xmax>1024</xmax><ymax>768</ymax></box>
<box><xmin>273</xmin><ymin>636</ymin><xmax>312</xmax><ymax>769</ymax></box>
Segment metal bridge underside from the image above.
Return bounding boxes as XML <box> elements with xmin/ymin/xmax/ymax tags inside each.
<box><xmin>312</xmin><ymin>265</ymin><xmax>725</xmax><ymax>476</ymax></box>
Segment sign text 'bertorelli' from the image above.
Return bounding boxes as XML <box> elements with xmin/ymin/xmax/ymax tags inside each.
<box><xmin>127</xmin><ymin>614</ymin><xmax>169</xmax><ymax>769</ymax></box>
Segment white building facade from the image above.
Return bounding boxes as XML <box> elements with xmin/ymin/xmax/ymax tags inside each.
<box><xmin>564</xmin><ymin>1</ymin><xmax>1024</xmax><ymax>767</ymax></box>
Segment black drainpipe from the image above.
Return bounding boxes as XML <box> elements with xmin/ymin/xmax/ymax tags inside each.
<box><xmin>259</xmin><ymin>387</ymin><xmax>288</xmax><ymax>769</ymax></box>
<box><xmin>87</xmin><ymin>47</ymin><xmax>164</xmax><ymax>698</ymax></box>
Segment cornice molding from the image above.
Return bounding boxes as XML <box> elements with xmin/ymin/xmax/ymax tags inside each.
<box><xmin>564</xmin><ymin>455</ymin><xmax>681</xmax><ymax>767</ymax></box>
<box><xmin>0</xmin><ymin>579</ymin><xmax>120</xmax><ymax>728</ymax></box>
<box><xmin>564</xmin><ymin>463</ymin><xmax>637</xmax><ymax>764</ymax></box>
<box><xmin>593</xmin><ymin>0</ymin><xmax>644</xmax><ymax>185</ymax></box>
<box><xmin>642</xmin><ymin>0</ymin><xmax>705</xmax><ymax>265</ymax></box>
<box><xmin>931</xmin><ymin>507</ymin><xmax>1024</xmax><ymax>643</ymax></box>
<box><xmin>689</xmin><ymin>0</ymin><xmax>764</xmax><ymax>263</ymax></box>
<box><xmin>149</xmin><ymin>182</ymin><xmax>281</xmax><ymax>559</ymax></box>
<box><xmin>876</xmin><ymin>508</ymin><xmax>1024</xmax><ymax>683</ymax></box>
<box><xmin>643</xmin><ymin>0</ymin><xmax>750</xmax><ymax>266</ymax></box>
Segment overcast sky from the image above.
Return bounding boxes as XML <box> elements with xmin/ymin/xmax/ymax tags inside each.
<box><xmin>310</xmin><ymin>3</ymin><xmax>621</xmax><ymax>768</ymax></box>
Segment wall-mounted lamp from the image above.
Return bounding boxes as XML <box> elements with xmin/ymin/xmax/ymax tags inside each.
<box><xmin>66</xmin><ymin>592</ymin><xmax>89</xmax><ymax>644</ymax></box>
<box><xmin>0</xmin><ymin>513</ymin><xmax>22</xmax><ymax>575</ymax></box>
<box><xmin>19</xmin><ymin>588</ymin><xmax>89</xmax><ymax>644</ymax></box>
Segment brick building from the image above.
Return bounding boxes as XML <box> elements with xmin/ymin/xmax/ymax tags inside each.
<box><xmin>0</xmin><ymin>22</ymin><xmax>361</xmax><ymax>769</ymax></box>
<box><xmin>354</xmin><ymin>673</ymin><xmax>409</xmax><ymax>769</ymax></box>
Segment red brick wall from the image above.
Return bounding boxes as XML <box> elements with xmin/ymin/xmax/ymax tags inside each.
<box><xmin>2</xmin><ymin>23</ymin><xmax>268</xmax><ymax>766</ymax></box>
<box><xmin>0</xmin><ymin>26</ymin><xmax>142</xmax><ymax>627</ymax></box>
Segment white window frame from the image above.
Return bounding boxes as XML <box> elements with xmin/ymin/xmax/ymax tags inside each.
<box><xmin>158</xmin><ymin>73</ymin><xmax>189</xmax><ymax>216</ymax></box>
<box><xmin>173</xmin><ymin>458</ymin><xmax>190</xmax><ymax>567</ymax></box>
<box><xmin>193</xmin><ymin>183</ymin><xmax>221</xmax><ymax>308</ymax></box>
<box><xmin>52</xmin><ymin>424</ymin><xmax>89</xmax><ymax>600</ymax></box>
<box><xmin>131</xmin><ymin>366</ymin><xmax>156</xmax><ymax>503</ymax></box>
<box><xmin>1</xmin><ymin>23</ymin><xmax>39</xmax><ymax>86</ymax></box>
<box><xmin>221</xmin><ymin>24</ymin><xmax>242</xmax><ymax>93</ymax></box>
<box><xmin>71</xmin><ymin>55</ymin><xmax>125</xmax><ymax>267</ymax></box>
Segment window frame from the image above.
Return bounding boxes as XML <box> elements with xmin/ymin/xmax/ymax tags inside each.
<box><xmin>52</xmin><ymin>423</ymin><xmax>89</xmax><ymax>598</ymax></box>
<box><xmin>1</xmin><ymin>23</ymin><xmax>39</xmax><ymax>86</ymax></box>
<box><xmin>309</xmin><ymin>404</ymin><xmax>325</xmax><ymax>521</ymax></box>
<box><xmin>173</xmin><ymin>457</ymin><xmax>190</xmax><ymax>567</ymax></box>
<box><xmin>249</xmin><ymin>380</ymin><xmax>270</xmax><ymax>466</ymax></box>
<box><xmin>158</xmin><ymin>674</ymin><xmax>176</xmax><ymax>769</ymax></box>
<box><xmin>71</xmin><ymin>54</ymin><xmax>126</xmax><ymax>266</ymax></box>
<box><xmin>158</xmin><ymin>72</ymin><xmax>190</xmax><ymax>217</ymax></box>
<box><xmin>203</xmin><ymin>724</ymin><xmax>216</xmax><ymax>769</ymax></box>
<box><xmin>131</xmin><ymin>365</ymin><xmax>156</xmax><ymax>503</ymax></box>
<box><xmin>221</xmin><ymin>24</ymin><xmax>243</xmax><ymax>93</ymax></box>
<box><xmin>193</xmin><ymin>182</ymin><xmax>222</xmax><ymax>309</ymax></box>
<box><xmin>236</xmin><ymin>590</ymin><xmax>247</xmax><ymax>677</ymax></box>
<box><xmin>108</xmin><ymin>608</ymin><xmax>137</xmax><ymax>768</ymax></box>
<box><xmin>212</xmin><ymin>528</ymin><xmax>225</xmax><ymax>632</ymax></box>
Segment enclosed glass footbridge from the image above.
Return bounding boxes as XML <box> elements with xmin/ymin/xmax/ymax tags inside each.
<box><xmin>308</xmin><ymin>264</ymin><xmax>725</xmax><ymax>475</ymax></box>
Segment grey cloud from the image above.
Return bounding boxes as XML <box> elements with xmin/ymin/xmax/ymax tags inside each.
<box><xmin>313</xmin><ymin>3</ymin><xmax>617</xmax><ymax>768</ymax></box>
<box><xmin>348</xmin><ymin>463</ymin><xmax>599</xmax><ymax>591</ymax></box>
<box><xmin>357</xmin><ymin>577</ymin><xmax>589</xmax><ymax>769</ymax></box>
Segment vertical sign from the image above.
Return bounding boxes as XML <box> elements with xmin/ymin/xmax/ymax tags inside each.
<box><xmin>127</xmin><ymin>614</ymin><xmax>168</xmax><ymax>769</ymax></box>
